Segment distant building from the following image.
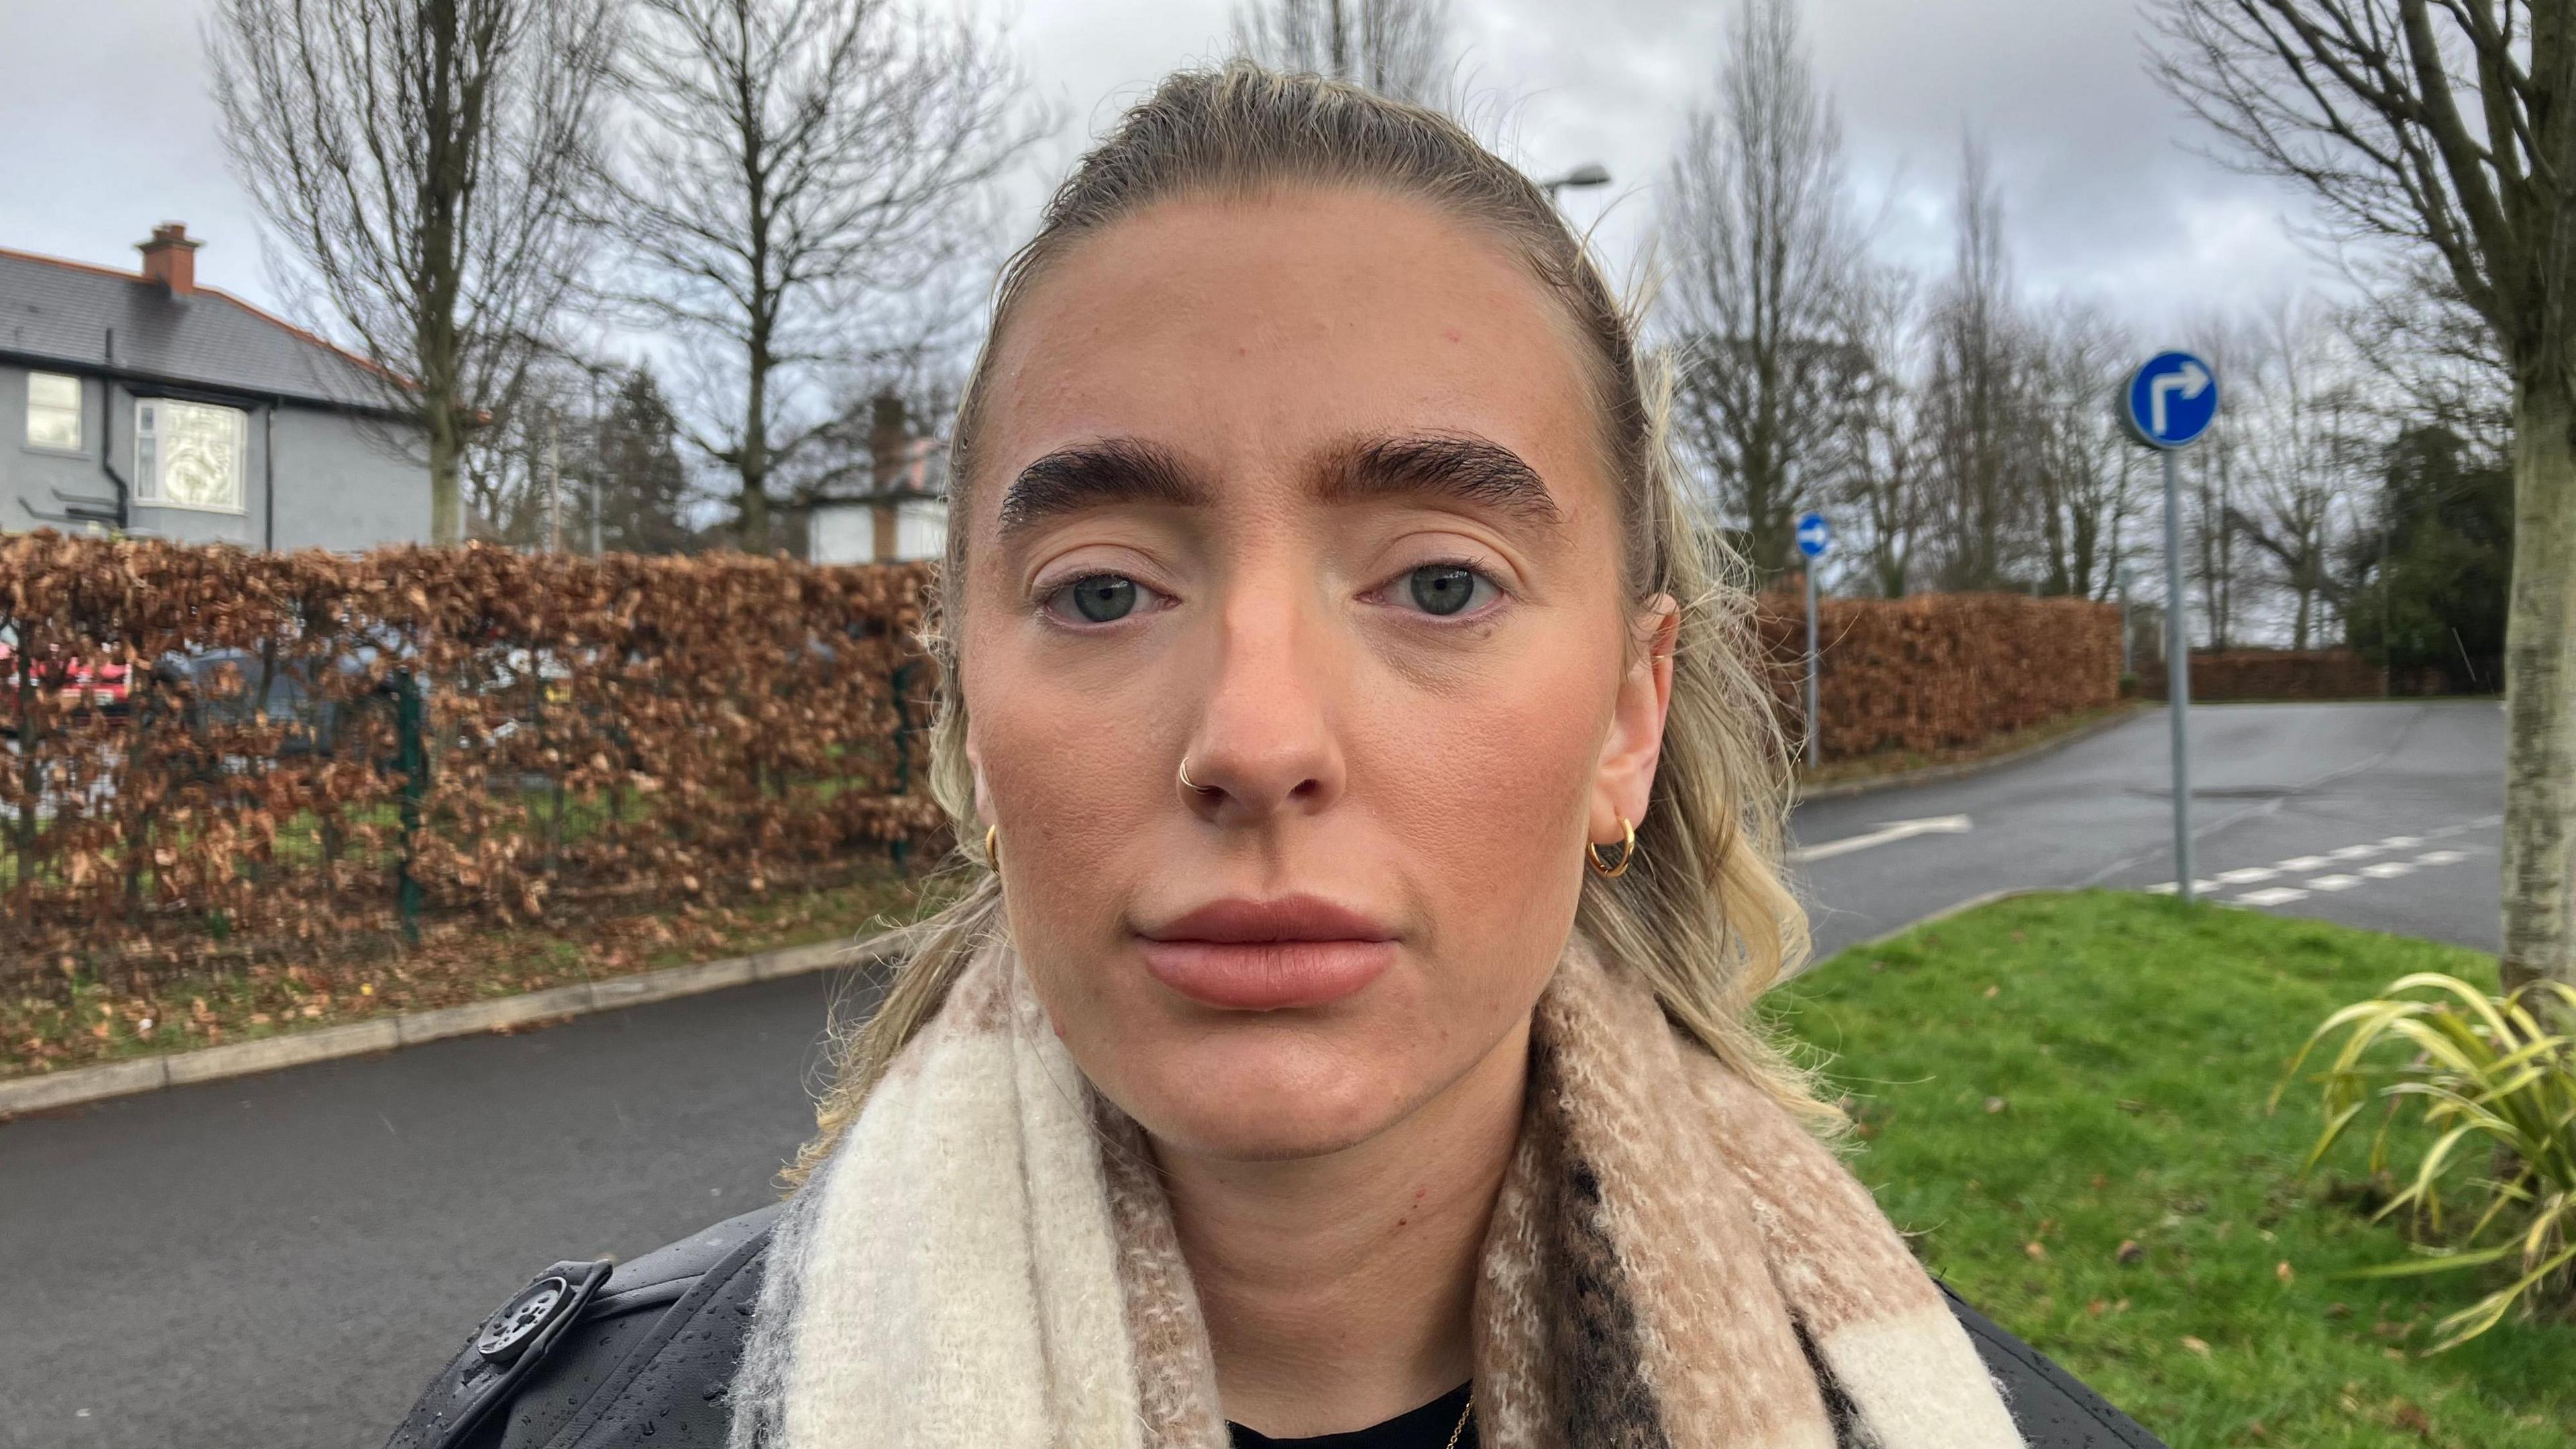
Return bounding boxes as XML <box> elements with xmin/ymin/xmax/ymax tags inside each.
<box><xmin>808</xmin><ymin>393</ymin><xmax>948</xmax><ymax>566</ymax></box>
<box><xmin>1</xmin><ymin>223</ymin><xmax>430</xmax><ymax>550</ymax></box>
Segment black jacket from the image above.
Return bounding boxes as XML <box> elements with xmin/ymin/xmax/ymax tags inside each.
<box><xmin>387</xmin><ymin>1205</ymin><xmax>2167</xmax><ymax>1449</ymax></box>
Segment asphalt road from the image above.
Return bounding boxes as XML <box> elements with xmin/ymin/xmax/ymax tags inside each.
<box><xmin>1791</xmin><ymin>700</ymin><xmax>2504</xmax><ymax>961</ymax></box>
<box><xmin>0</xmin><ymin>700</ymin><xmax>2505</xmax><ymax>1448</ymax></box>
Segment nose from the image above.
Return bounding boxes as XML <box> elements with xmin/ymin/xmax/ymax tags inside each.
<box><xmin>1177</xmin><ymin>576</ymin><xmax>1346</xmax><ymax>824</ymax></box>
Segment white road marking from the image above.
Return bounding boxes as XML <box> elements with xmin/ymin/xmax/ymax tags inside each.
<box><xmin>1790</xmin><ymin>814</ymin><xmax>1972</xmax><ymax>863</ymax></box>
<box><xmin>2214</xmin><ymin>867</ymin><xmax>2279</xmax><ymax>885</ymax></box>
<box><xmin>2360</xmin><ymin>861</ymin><xmax>2415</xmax><ymax>879</ymax></box>
<box><xmin>2306</xmin><ymin>874</ymin><xmax>2363</xmax><ymax>892</ymax></box>
<box><xmin>2378</xmin><ymin>835</ymin><xmax>2423</xmax><ymax>848</ymax></box>
<box><xmin>2277</xmin><ymin>855</ymin><xmax>2332</xmax><ymax>871</ymax></box>
<box><xmin>2416</xmin><ymin>849</ymin><xmax>2468</xmax><ymax>865</ymax></box>
<box><xmin>2236</xmin><ymin>886</ymin><xmax>2309</xmax><ymax>906</ymax></box>
<box><xmin>2147</xmin><ymin>879</ymin><xmax>2218</xmax><ymax>896</ymax></box>
<box><xmin>2328</xmin><ymin>844</ymin><xmax>2381</xmax><ymax>861</ymax></box>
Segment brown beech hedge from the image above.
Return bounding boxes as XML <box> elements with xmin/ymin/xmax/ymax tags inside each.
<box><xmin>1</xmin><ymin>533</ymin><xmax>942</xmax><ymax>982</ymax></box>
<box><xmin>1751</xmin><ymin>592</ymin><xmax>2123</xmax><ymax>761</ymax></box>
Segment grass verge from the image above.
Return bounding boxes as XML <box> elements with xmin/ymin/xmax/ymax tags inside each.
<box><xmin>1773</xmin><ymin>890</ymin><xmax>2574</xmax><ymax>1448</ymax></box>
<box><xmin>3</xmin><ymin>868</ymin><xmax>927</xmax><ymax>1081</ymax></box>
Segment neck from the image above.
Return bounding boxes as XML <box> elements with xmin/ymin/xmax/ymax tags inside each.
<box><xmin>1152</xmin><ymin>1015</ymin><xmax>1529</xmax><ymax>1439</ymax></box>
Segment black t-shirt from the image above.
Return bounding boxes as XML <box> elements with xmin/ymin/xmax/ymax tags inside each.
<box><xmin>1227</xmin><ymin>1383</ymin><xmax>1476</xmax><ymax>1448</ymax></box>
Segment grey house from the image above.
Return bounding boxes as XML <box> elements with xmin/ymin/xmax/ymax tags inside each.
<box><xmin>1</xmin><ymin>224</ymin><xmax>430</xmax><ymax>551</ymax></box>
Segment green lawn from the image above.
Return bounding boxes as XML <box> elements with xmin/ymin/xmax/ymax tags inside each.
<box><xmin>1773</xmin><ymin>891</ymin><xmax>2575</xmax><ymax>1448</ymax></box>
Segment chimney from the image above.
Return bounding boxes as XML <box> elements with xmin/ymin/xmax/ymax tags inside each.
<box><xmin>867</xmin><ymin>392</ymin><xmax>909</xmax><ymax>495</ymax></box>
<box><xmin>138</xmin><ymin>223</ymin><xmax>201</xmax><ymax>295</ymax></box>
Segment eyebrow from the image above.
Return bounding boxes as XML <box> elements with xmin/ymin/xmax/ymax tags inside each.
<box><xmin>993</xmin><ymin>429</ymin><xmax>1565</xmax><ymax>539</ymax></box>
<box><xmin>998</xmin><ymin>437</ymin><xmax>1208</xmax><ymax>537</ymax></box>
<box><xmin>1316</xmin><ymin>431</ymin><xmax>1566</xmax><ymax>527</ymax></box>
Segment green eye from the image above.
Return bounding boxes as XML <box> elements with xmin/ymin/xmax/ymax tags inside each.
<box><xmin>1065</xmin><ymin>575</ymin><xmax>1137</xmax><ymax>623</ymax></box>
<box><xmin>1407</xmin><ymin>564</ymin><xmax>1485</xmax><ymax>616</ymax></box>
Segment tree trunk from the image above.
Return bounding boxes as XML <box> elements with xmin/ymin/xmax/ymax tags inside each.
<box><xmin>427</xmin><ymin>404</ymin><xmax>465</xmax><ymax>545</ymax></box>
<box><xmin>2501</xmin><ymin>376</ymin><xmax>2576</xmax><ymax>992</ymax></box>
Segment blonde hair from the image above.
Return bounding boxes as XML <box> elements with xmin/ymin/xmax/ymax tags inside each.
<box><xmin>792</xmin><ymin>62</ymin><xmax>1826</xmax><ymax>1186</ymax></box>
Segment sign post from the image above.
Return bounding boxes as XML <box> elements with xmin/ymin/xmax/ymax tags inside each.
<box><xmin>1795</xmin><ymin>511</ymin><xmax>1832</xmax><ymax>771</ymax></box>
<box><xmin>2119</xmin><ymin>351</ymin><xmax>2220</xmax><ymax>902</ymax></box>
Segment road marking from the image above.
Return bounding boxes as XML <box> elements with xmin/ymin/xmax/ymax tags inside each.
<box><xmin>1790</xmin><ymin>814</ymin><xmax>1972</xmax><ymax>863</ymax></box>
<box><xmin>2360</xmin><ymin>861</ymin><xmax>2415</xmax><ymax>879</ymax></box>
<box><xmin>2378</xmin><ymin>835</ymin><xmax>2423</xmax><ymax>848</ymax></box>
<box><xmin>2277</xmin><ymin>855</ymin><xmax>2332</xmax><ymax>871</ymax></box>
<box><xmin>2237</xmin><ymin>886</ymin><xmax>2308</xmax><ymax>906</ymax></box>
<box><xmin>2147</xmin><ymin>879</ymin><xmax>2218</xmax><ymax>896</ymax></box>
<box><xmin>2306</xmin><ymin>874</ymin><xmax>2363</xmax><ymax>892</ymax></box>
<box><xmin>2416</xmin><ymin>849</ymin><xmax>2467</xmax><ymax>865</ymax></box>
<box><xmin>2327</xmin><ymin>844</ymin><xmax>2381</xmax><ymax>861</ymax></box>
<box><xmin>2214</xmin><ymin>867</ymin><xmax>2279</xmax><ymax>885</ymax></box>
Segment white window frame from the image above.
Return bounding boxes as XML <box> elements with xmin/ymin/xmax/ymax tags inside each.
<box><xmin>25</xmin><ymin>372</ymin><xmax>84</xmax><ymax>454</ymax></box>
<box><xmin>134</xmin><ymin>398</ymin><xmax>250</xmax><ymax>515</ymax></box>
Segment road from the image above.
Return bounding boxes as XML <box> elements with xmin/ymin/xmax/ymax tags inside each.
<box><xmin>1790</xmin><ymin>700</ymin><xmax>2502</xmax><ymax>961</ymax></box>
<box><xmin>0</xmin><ymin>700</ymin><xmax>2504</xmax><ymax>1448</ymax></box>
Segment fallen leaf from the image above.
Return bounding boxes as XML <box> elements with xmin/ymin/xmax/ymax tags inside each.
<box><xmin>2116</xmin><ymin>1239</ymin><xmax>2143</xmax><ymax>1263</ymax></box>
<box><xmin>2180</xmin><ymin>1336</ymin><xmax>2210</xmax><ymax>1356</ymax></box>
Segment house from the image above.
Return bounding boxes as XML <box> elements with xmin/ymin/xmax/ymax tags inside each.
<box><xmin>1</xmin><ymin>223</ymin><xmax>430</xmax><ymax>551</ymax></box>
<box><xmin>807</xmin><ymin>393</ymin><xmax>949</xmax><ymax>566</ymax></box>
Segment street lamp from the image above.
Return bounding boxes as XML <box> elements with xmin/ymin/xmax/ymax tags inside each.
<box><xmin>1540</xmin><ymin>162</ymin><xmax>1611</xmax><ymax>203</ymax></box>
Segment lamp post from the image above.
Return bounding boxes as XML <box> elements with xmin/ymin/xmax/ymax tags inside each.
<box><xmin>1539</xmin><ymin>163</ymin><xmax>1611</xmax><ymax>203</ymax></box>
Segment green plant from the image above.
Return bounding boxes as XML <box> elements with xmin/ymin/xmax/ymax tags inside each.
<box><xmin>2275</xmin><ymin>972</ymin><xmax>2576</xmax><ymax>1350</ymax></box>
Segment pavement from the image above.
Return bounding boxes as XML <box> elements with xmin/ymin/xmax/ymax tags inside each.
<box><xmin>0</xmin><ymin>700</ymin><xmax>2504</xmax><ymax>1448</ymax></box>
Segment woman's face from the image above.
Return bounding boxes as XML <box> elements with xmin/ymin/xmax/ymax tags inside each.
<box><xmin>960</xmin><ymin>185</ymin><xmax>1672</xmax><ymax>1161</ymax></box>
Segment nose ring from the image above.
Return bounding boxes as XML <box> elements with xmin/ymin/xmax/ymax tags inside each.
<box><xmin>1179</xmin><ymin>756</ymin><xmax>1210</xmax><ymax>794</ymax></box>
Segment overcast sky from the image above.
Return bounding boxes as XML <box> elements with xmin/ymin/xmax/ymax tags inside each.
<box><xmin>0</xmin><ymin>0</ymin><xmax>2328</xmax><ymax>350</ymax></box>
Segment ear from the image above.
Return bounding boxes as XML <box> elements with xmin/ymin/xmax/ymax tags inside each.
<box><xmin>965</xmin><ymin>723</ymin><xmax>994</xmax><ymax>824</ymax></box>
<box><xmin>1591</xmin><ymin>595</ymin><xmax>1678</xmax><ymax>846</ymax></box>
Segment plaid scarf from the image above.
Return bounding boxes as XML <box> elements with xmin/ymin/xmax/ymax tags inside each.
<box><xmin>726</xmin><ymin>936</ymin><xmax>2023</xmax><ymax>1448</ymax></box>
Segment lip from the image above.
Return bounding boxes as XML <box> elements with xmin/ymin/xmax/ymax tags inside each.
<box><xmin>1136</xmin><ymin>896</ymin><xmax>1399</xmax><ymax>1010</ymax></box>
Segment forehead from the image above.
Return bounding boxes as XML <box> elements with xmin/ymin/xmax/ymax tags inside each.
<box><xmin>973</xmin><ymin>185</ymin><xmax>1607</xmax><ymax>518</ymax></box>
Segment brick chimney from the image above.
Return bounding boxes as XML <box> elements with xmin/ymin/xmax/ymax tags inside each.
<box><xmin>138</xmin><ymin>223</ymin><xmax>201</xmax><ymax>295</ymax></box>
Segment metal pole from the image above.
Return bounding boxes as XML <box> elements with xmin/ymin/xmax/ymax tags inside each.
<box><xmin>2162</xmin><ymin>449</ymin><xmax>2194</xmax><ymax>901</ymax></box>
<box><xmin>1805</xmin><ymin>562</ymin><xmax>1821</xmax><ymax>770</ymax></box>
<box><xmin>545</xmin><ymin>413</ymin><xmax>562</xmax><ymax>555</ymax></box>
<box><xmin>2119</xmin><ymin>582</ymin><xmax>2134</xmax><ymax>676</ymax></box>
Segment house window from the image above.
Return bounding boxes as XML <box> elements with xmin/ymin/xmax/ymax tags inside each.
<box><xmin>136</xmin><ymin>398</ymin><xmax>248</xmax><ymax>513</ymax></box>
<box><xmin>892</xmin><ymin>498</ymin><xmax>947</xmax><ymax>562</ymax></box>
<box><xmin>26</xmin><ymin>372</ymin><xmax>83</xmax><ymax>452</ymax></box>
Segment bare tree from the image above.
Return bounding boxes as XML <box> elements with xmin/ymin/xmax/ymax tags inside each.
<box><xmin>2028</xmin><ymin>303</ymin><xmax>2143</xmax><ymax>600</ymax></box>
<box><xmin>598</xmin><ymin>0</ymin><xmax>1038</xmax><ymax>551</ymax></box>
<box><xmin>1834</xmin><ymin>267</ymin><xmax>1927</xmax><ymax>597</ymax></box>
<box><xmin>1921</xmin><ymin>138</ymin><xmax>2034</xmax><ymax>592</ymax></box>
<box><xmin>1659</xmin><ymin>0</ymin><xmax>1872</xmax><ymax>585</ymax></box>
<box><xmin>1232</xmin><ymin>0</ymin><xmax>1455</xmax><ymax>104</ymax></box>
<box><xmin>2339</xmin><ymin>246</ymin><xmax>2514</xmax><ymax>458</ymax></box>
<box><xmin>207</xmin><ymin>0</ymin><xmax>617</xmax><ymax>546</ymax></box>
<box><xmin>2229</xmin><ymin>299</ymin><xmax>2365</xmax><ymax>648</ymax></box>
<box><xmin>2153</xmin><ymin>0</ymin><xmax>2576</xmax><ymax>989</ymax></box>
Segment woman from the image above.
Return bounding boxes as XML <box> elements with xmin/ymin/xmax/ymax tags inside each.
<box><xmin>388</xmin><ymin>63</ymin><xmax>2162</xmax><ymax>1449</ymax></box>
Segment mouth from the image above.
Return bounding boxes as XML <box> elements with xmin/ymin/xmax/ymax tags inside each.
<box><xmin>1134</xmin><ymin>895</ymin><xmax>1399</xmax><ymax>1011</ymax></box>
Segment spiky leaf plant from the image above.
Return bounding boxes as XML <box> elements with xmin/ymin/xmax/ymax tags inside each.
<box><xmin>2274</xmin><ymin>972</ymin><xmax>2576</xmax><ymax>1350</ymax></box>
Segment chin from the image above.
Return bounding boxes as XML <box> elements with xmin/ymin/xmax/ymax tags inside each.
<box><xmin>1108</xmin><ymin>1020</ymin><xmax>1428</xmax><ymax>1162</ymax></box>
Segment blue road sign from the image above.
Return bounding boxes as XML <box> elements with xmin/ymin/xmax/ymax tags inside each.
<box><xmin>2123</xmin><ymin>351</ymin><xmax>2220</xmax><ymax>449</ymax></box>
<box><xmin>1794</xmin><ymin>511</ymin><xmax>1831</xmax><ymax>558</ymax></box>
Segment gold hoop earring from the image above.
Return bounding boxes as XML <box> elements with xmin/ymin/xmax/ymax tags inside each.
<box><xmin>1587</xmin><ymin>816</ymin><xmax>1638</xmax><ymax>879</ymax></box>
<box><xmin>984</xmin><ymin>823</ymin><xmax>1000</xmax><ymax>872</ymax></box>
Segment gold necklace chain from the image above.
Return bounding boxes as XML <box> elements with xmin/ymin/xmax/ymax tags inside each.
<box><xmin>1442</xmin><ymin>1391</ymin><xmax>1473</xmax><ymax>1449</ymax></box>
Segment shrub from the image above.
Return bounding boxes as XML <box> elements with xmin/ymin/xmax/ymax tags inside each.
<box><xmin>2275</xmin><ymin>972</ymin><xmax>2576</xmax><ymax>1349</ymax></box>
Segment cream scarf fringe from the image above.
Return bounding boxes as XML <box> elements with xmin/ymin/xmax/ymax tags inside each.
<box><xmin>725</xmin><ymin>935</ymin><xmax>2024</xmax><ymax>1448</ymax></box>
